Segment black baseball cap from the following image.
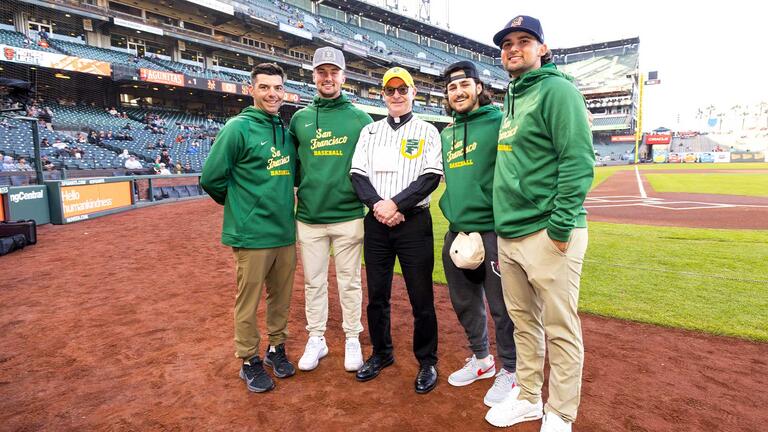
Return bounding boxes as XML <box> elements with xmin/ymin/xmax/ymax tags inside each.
<box><xmin>493</xmin><ymin>15</ymin><xmax>544</xmax><ymax>47</ymax></box>
<box><xmin>442</xmin><ymin>61</ymin><xmax>480</xmax><ymax>84</ymax></box>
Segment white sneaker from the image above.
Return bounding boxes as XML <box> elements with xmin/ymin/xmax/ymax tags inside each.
<box><xmin>344</xmin><ymin>338</ymin><xmax>363</xmax><ymax>372</ymax></box>
<box><xmin>448</xmin><ymin>354</ymin><xmax>496</xmax><ymax>387</ymax></box>
<box><xmin>483</xmin><ymin>368</ymin><xmax>517</xmax><ymax>407</ymax></box>
<box><xmin>298</xmin><ymin>336</ymin><xmax>328</xmax><ymax>371</ymax></box>
<box><xmin>540</xmin><ymin>412</ymin><xmax>572</xmax><ymax>432</ymax></box>
<box><xmin>485</xmin><ymin>388</ymin><xmax>543</xmax><ymax>428</ymax></box>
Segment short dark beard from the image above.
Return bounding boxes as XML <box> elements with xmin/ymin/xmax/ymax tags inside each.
<box><xmin>450</xmin><ymin>93</ymin><xmax>478</xmax><ymax>115</ymax></box>
<box><xmin>317</xmin><ymin>87</ymin><xmax>341</xmax><ymax>99</ymax></box>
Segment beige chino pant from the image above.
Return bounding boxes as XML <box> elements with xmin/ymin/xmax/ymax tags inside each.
<box><xmin>498</xmin><ymin>228</ymin><xmax>588</xmax><ymax>423</ymax></box>
<box><xmin>232</xmin><ymin>245</ymin><xmax>296</xmax><ymax>360</ymax></box>
<box><xmin>297</xmin><ymin>219</ymin><xmax>364</xmax><ymax>339</ymax></box>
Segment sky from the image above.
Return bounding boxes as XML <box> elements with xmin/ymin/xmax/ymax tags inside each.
<box><xmin>368</xmin><ymin>0</ymin><xmax>768</xmax><ymax>131</ymax></box>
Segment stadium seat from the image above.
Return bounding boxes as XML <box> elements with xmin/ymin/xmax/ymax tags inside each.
<box><xmin>148</xmin><ymin>187</ymin><xmax>164</xmax><ymax>201</ymax></box>
<box><xmin>185</xmin><ymin>185</ymin><xmax>200</xmax><ymax>196</ymax></box>
<box><xmin>10</xmin><ymin>175</ymin><xmax>30</xmax><ymax>186</ymax></box>
<box><xmin>161</xmin><ymin>186</ymin><xmax>179</xmax><ymax>199</ymax></box>
<box><xmin>42</xmin><ymin>171</ymin><xmax>61</xmax><ymax>180</ymax></box>
<box><xmin>174</xmin><ymin>186</ymin><xmax>191</xmax><ymax>197</ymax></box>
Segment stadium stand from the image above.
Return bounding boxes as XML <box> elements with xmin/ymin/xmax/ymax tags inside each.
<box><xmin>1</xmin><ymin>0</ymin><xmax>660</xmax><ymax>180</ymax></box>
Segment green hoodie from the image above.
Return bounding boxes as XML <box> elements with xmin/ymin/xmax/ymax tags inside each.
<box><xmin>493</xmin><ymin>63</ymin><xmax>595</xmax><ymax>242</ymax></box>
<box><xmin>200</xmin><ymin>106</ymin><xmax>297</xmax><ymax>249</ymax></box>
<box><xmin>289</xmin><ymin>93</ymin><xmax>373</xmax><ymax>224</ymax></box>
<box><xmin>439</xmin><ymin>104</ymin><xmax>502</xmax><ymax>232</ymax></box>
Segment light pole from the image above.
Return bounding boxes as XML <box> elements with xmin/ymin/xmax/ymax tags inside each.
<box><xmin>633</xmin><ymin>73</ymin><xmax>644</xmax><ymax>164</ymax></box>
<box><xmin>634</xmin><ymin>71</ymin><xmax>660</xmax><ymax>163</ymax></box>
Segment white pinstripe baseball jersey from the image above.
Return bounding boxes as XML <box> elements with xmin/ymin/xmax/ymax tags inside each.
<box><xmin>350</xmin><ymin>116</ymin><xmax>443</xmax><ymax>207</ymax></box>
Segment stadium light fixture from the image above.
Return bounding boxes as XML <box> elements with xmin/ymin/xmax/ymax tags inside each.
<box><xmin>54</xmin><ymin>73</ymin><xmax>70</xmax><ymax>79</ymax></box>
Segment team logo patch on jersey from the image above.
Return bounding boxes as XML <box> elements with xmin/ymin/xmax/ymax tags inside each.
<box><xmin>400</xmin><ymin>138</ymin><xmax>424</xmax><ymax>159</ymax></box>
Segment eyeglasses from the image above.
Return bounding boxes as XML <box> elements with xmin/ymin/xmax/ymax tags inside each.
<box><xmin>383</xmin><ymin>86</ymin><xmax>410</xmax><ymax>96</ymax></box>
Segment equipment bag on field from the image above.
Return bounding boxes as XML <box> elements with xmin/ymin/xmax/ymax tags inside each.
<box><xmin>0</xmin><ymin>220</ymin><xmax>37</xmax><ymax>245</ymax></box>
<box><xmin>0</xmin><ymin>234</ymin><xmax>27</xmax><ymax>256</ymax></box>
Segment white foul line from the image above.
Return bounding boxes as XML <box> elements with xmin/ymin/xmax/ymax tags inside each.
<box><xmin>634</xmin><ymin>166</ymin><xmax>647</xmax><ymax>199</ymax></box>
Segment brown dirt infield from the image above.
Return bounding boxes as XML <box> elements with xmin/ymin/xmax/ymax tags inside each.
<box><xmin>587</xmin><ymin>169</ymin><xmax>768</xmax><ymax>229</ymax></box>
<box><xmin>1</xmin><ymin>199</ymin><xmax>767</xmax><ymax>431</ymax></box>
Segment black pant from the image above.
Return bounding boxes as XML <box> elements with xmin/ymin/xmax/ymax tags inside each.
<box><xmin>363</xmin><ymin>209</ymin><xmax>438</xmax><ymax>366</ymax></box>
<box><xmin>442</xmin><ymin>230</ymin><xmax>517</xmax><ymax>372</ymax></box>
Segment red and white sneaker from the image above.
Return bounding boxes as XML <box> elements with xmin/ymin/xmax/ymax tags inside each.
<box><xmin>483</xmin><ymin>368</ymin><xmax>517</xmax><ymax>407</ymax></box>
<box><xmin>447</xmin><ymin>354</ymin><xmax>496</xmax><ymax>387</ymax></box>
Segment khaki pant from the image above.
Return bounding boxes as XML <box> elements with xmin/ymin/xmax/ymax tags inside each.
<box><xmin>498</xmin><ymin>228</ymin><xmax>588</xmax><ymax>423</ymax></box>
<box><xmin>297</xmin><ymin>219</ymin><xmax>364</xmax><ymax>338</ymax></box>
<box><xmin>232</xmin><ymin>245</ymin><xmax>296</xmax><ymax>360</ymax></box>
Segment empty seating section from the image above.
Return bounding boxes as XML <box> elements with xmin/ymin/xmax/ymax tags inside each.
<box><xmin>0</xmin><ymin>29</ymin><xmax>59</xmax><ymax>53</ymax></box>
<box><xmin>243</xmin><ymin>0</ymin><xmax>315</xmax><ymax>30</ymax></box>
<box><xmin>1</xmin><ymin>103</ymin><xmax>225</xmax><ymax>172</ymax></box>
<box><xmin>593</xmin><ymin>143</ymin><xmax>635</xmax><ymax>160</ymax></box>
<box><xmin>49</xmin><ymin>38</ymin><xmax>160</xmax><ymax>70</ymax></box>
<box><xmin>558</xmin><ymin>47</ymin><xmax>639</xmax><ymax>90</ymax></box>
<box><xmin>0</xmin><ymin>116</ymin><xmax>126</xmax><ymax>170</ymax></box>
<box><xmin>117</xmin><ymin>107</ymin><xmax>222</xmax><ymax>171</ymax></box>
<box><xmin>592</xmin><ymin>115</ymin><xmax>631</xmax><ymax>128</ymax></box>
<box><xmin>150</xmin><ymin>58</ymin><xmax>235</xmax><ymax>82</ymax></box>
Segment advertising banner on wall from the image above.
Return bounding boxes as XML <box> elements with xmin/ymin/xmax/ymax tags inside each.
<box><xmin>611</xmin><ymin>135</ymin><xmax>637</xmax><ymax>143</ymax></box>
<box><xmin>713</xmin><ymin>152</ymin><xmax>731</xmax><ymax>163</ymax></box>
<box><xmin>731</xmin><ymin>151</ymin><xmax>766</xmax><ymax>163</ymax></box>
<box><xmin>667</xmin><ymin>153</ymin><xmax>683</xmax><ymax>163</ymax></box>
<box><xmin>2</xmin><ymin>185</ymin><xmax>50</xmax><ymax>224</ymax></box>
<box><xmin>139</xmin><ymin>68</ymin><xmax>186</xmax><ymax>87</ymax></box>
<box><xmin>646</xmin><ymin>134</ymin><xmax>672</xmax><ymax>145</ymax></box>
<box><xmin>1</xmin><ymin>44</ymin><xmax>111</xmax><ymax>76</ymax></box>
<box><xmin>60</xmin><ymin>181</ymin><xmax>132</xmax><ymax>221</ymax></box>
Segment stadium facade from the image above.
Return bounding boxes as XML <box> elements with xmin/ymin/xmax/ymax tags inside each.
<box><xmin>1</xmin><ymin>0</ymin><xmax>642</xmax><ymax>174</ymax></box>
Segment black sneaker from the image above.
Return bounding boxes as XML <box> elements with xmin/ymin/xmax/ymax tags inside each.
<box><xmin>239</xmin><ymin>356</ymin><xmax>275</xmax><ymax>393</ymax></box>
<box><xmin>264</xmin><ymin>343</ymin><xmax>296</xmax><ymax>378</ymax></box>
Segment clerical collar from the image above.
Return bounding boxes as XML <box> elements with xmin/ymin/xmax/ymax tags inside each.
<box><xmin>387</xmin><ymin>111</ymin><xmax>413</xmax><ymax>130</ymax></box>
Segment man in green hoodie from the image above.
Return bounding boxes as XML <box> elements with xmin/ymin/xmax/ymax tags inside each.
<box><xmin>200</xmin><ymin>63</ymin><xmax>297</xmax><ymax>394</ymax></box>
<box><xmin>438</xmin><ymin>61</ymin><xmax>518</xmax><ymax>408</ymax></box>
<box><xmin>288</xmin><ymin>47</ymin><xmax>373</xmax><ymax>373</ymax></box>
<box><xmin>484</xmin><ymin>16</ymin><xmax>594</xmax><ymax>432</ymax></box>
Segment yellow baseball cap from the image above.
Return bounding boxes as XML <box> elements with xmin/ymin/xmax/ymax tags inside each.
<box><xmin>382</xmin><ymin>67</ymin><xmax>415</xmax><ymax>88</ymax></box>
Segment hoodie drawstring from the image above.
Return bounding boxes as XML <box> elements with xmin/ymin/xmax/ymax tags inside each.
<box><xmin>315</xmin><ymin>108</ymin><xmax>319</xmax><ymax>132</ymax></box>
<box><xmin>450</xmin><ymin>114</ymin><xmax>469</xmax><ymax>161</ymax></box>
<box><xmin>463</xmin><ymin>121</ymin><xmax>468</xmax><ymax>161</ymax></box>
<box><xmin>504</xmin><ymin>80</ymin><xmax>517</xmax><ymax>119</ymax></box>
<box><xmin>510</xmin><ymin>80</ymin><xmax>516</xmax><ymax>119</ymax></box>
<box><xmin>279</xmin><ymin>117</ymin><xmax>285</xmax><ymax>147</ymax></box>
<box><xmin>271</xmin><ymin>121</ymin><xmax>276</xmax><ymax>148</ymax></box>
<box><xmin>451</xmin><ymin>113</ymin><xmax>456</xmax><ymax>150</ymax></box>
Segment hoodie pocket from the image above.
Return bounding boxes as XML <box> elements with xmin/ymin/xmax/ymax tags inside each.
<box><xmin>237</xmin><ymin>195</ymin><xmax>263</xmax><ymax>232</ymax></box>
<box><xmin>505</xmin><ymin>178</ymin><xmax>540</xmax><ymax>215</ymax></box>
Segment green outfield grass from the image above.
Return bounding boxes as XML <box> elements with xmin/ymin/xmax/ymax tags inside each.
<box><xmin>409</xmin><ymin>182</ymin><xmax>768</xmax><ymax>342</ymax></box>
<box><xmin>592</xmin><ymin>162</ymin><xmax>768</xmax><ymax>189</ymax></box>
<box><xmin>645</xmin><ymin>173</ymin><xmax>768</xmax><ymax>197</ymax></box>
<box><xmin>637</xmin><ymin>162</ymin><xmax>768</xmax><ymax>171</ymax></box>
<box><xmin>581</xmin><ymin>222</ymin><xmax>768</xmax><ymax>341</ymax></box>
